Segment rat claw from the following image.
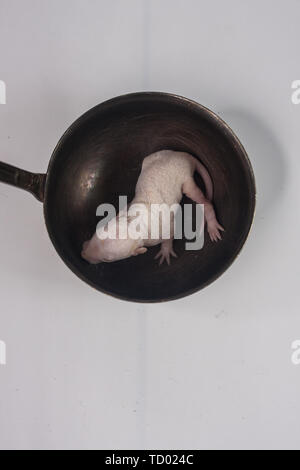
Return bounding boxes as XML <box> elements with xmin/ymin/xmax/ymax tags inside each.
<box><xmin>155</xmin><ymin>242</ymin><xmax>177</xmax><ymax>266</ymax></box>
<box><xmin>157</xmin><ymin>253</ymin><xmax>169</xmax><ymax>265</ymax></box>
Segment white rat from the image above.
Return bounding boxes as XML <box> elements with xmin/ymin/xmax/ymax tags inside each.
<box><xmin>82</xmin><ymin>150</ymin><xmax>224</xmax><ymax>265</ymax></box>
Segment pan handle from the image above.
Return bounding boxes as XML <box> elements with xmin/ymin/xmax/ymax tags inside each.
<box><xmin>0</xmin><ymin>161</ymin><xmax>46</xmax><ymax>202</ymax></box>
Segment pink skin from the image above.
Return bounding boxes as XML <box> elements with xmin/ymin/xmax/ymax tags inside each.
<box><xmin>153</xmin><ymin>178</ymin><xmax>224</xmax><ymax>266</ymax></box>
<box><xmin>182</xmin><ymin>177</ymin><xmax>224</xmax><ymax>243</ymax></box>
<box><xmin>155</xmin><ymin>239</ymin><xmax>178</xmax><ymax>266</ymax></box>
<box><xmin>82</xmin><ymin>151</ymin><xmax>224</xmax><ymax>266</ymax></box>
<box><xmin>81</xmin><ymin>238</ymin><xmax>101</xmax><ymax>264</ymax></box>
<box><xmin>81</xmin><ymin>184</ymin><xmax>224</xmax><ymax>266</ymax></box>
<box><xmin>81</xmin><ymin>232</ymin><xmax>147</xmax><ymax>264</ymax></box>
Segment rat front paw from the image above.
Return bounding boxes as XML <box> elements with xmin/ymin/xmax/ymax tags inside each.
<box><xmin>155</xmin><ymin>243</ymin><xmax>178</xmax><ymax>266</ymax></box>
<box><xmin>208</xmin><ymin>219</ymin><xmax>225</xmax><ymax>242</ymax></box>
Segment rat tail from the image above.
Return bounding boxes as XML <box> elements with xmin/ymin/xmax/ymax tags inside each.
<box><xmin>194</xmin><ymin>158</ymin><xmax>213</xmax><ymax>201</ymax></box>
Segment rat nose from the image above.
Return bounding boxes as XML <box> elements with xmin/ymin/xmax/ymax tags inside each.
<box><xmin>81</xmin><ymin>248</ymin><xmax>102</xmax><ymax>265</ymax></box>
<box><xmin>81</xmin><ymin>241</ymin><xmax>92</xmax><ymax>260</ymax></box>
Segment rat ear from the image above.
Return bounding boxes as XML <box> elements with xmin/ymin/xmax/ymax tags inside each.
<box><xmin>133</xmin><ymin>247</ymin><xmax>148</xmax><ymax>256</ymax></box>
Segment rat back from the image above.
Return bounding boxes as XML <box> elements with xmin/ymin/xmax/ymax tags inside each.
<box><xmin>134</xmin><ymin>150</ymin><xmax>195</xmax><ymax>206</ymax></box>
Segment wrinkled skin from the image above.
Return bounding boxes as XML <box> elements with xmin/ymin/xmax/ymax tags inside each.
<box><xmin>81</xmin><ymin>231</ymin><xmax>147</xmax><ymax>264</ymax></box>
<box><xmin>82</xmin><ymin>150</ymin><xmax>224</xmax><ymax>265</ymax></box>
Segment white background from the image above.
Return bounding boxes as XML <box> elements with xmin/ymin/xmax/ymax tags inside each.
<box><xmin>0</xmin><ymin>0</ymin><xmax>299</xmax><ymax>450</ymax></box>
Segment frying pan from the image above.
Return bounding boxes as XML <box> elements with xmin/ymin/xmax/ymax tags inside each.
<box><xmin>0</xmin><ymin>92</ymin><xmax>256</xmax><ymax>302</ymax></box>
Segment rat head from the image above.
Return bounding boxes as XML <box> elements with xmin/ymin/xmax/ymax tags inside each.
<box><xmin>82</xmin><ymin>210</ymin><xmax>148</xmax><ymax>264</ymax></box>
<box><xmin>81</xmin><ymin>233</ymin><xmax>147</xmax><ymax>265</ymax></box>
<box><xmin>82</xmin><ymin>234</ymin><xmax>147</xmax><ymax>264</ymax></box>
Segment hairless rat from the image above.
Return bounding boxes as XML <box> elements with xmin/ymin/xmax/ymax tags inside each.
<box><xmin>82</xmin><ymin>150</ymin><xmax>224</xmax><ymax>265</ymax></box>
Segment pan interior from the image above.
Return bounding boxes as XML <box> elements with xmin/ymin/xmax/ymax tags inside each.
<box><xmin>45</xmin><ymin>93</ymin><xmax>255</xmax><ymax>302</ymax></box>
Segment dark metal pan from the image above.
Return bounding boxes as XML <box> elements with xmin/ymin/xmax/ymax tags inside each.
<box><xmin>0</xmin><ymin>92</ymin><xmax>256</xmax><ymax>302</ymax></box>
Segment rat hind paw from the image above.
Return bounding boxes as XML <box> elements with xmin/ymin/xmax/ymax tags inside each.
<box><xmin>155</xmin><ymin>242</ymin><xmax>178</xmax><ymax>266</ymax></box>
<box><xmin>208</xmin><ymin>220</ymin><xmax>225</xmax><ymax>243</ymax></box>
